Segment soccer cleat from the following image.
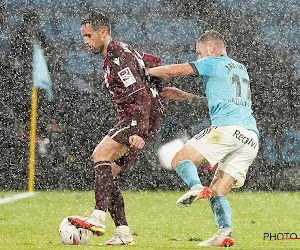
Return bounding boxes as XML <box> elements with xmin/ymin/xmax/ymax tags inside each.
<box><xmin>99</xmin><ymin>234</ymin><xmax>135</xmax><ymax>246</ymax></box>
<box><xmin>99</xmin><ymin>226</ymin><xmax>134</xmax><ymax>246</ymax></box>
<box><xmin>198</xmin><ymin>228</ymin><xmax>234</xmax><ymax>247</ymax></box>
<box><xmin>68</xmin><ymin>215</ymin><xmax>105</xmax><ymax>236</ymax></box>
<box><xmin>176</xmin><ymin>184</ymin><xmax>213</xmax><ymax>208</ymax></box>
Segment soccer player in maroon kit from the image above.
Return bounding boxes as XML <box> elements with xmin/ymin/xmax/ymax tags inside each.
<box><xmin>68</xmin><ymin>11</ymin><xmax>164</xmax><ymax>245</ymax></box>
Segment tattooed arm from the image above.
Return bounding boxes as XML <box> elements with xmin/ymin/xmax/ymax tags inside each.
<box><xmin>160</xmin><ymin>87</ymin><xmax>208</xmax><ymax>108</ymax></box>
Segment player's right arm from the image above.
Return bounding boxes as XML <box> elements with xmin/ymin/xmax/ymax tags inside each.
<box><xmin>160</xmin><ymin>87</ymin><xmax>208</xmax><ymax>107</ymax></box>
<box><xmin>147</xmin><ymin>63</ymin><xmax>195</xmax><ymax>78</ymax></box>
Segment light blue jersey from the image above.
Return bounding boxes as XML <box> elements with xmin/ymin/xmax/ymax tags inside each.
<box><xmin>190</xmin><ymin>55</ymin><xmax>259</xmax><ymax>137</ymax></box>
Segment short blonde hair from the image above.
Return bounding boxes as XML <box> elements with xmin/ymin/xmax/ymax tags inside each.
<box><xmin>197</xmin><ymin>30</ymin><xmax>226</xmax><ymax>47</ymax></box>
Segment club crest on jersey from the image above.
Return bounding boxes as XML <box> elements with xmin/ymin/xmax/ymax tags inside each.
<box><xmin>113</xmin><ymin>57</ymin><xmax>120</xmax><ymax>65</ymax></box>
<box><xmin>118</xmin><ymin>67</ymin><xmax>136</xmax><ymax>87</ymax></box>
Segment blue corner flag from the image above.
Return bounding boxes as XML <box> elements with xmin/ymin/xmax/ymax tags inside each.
<box><xmin>33</xmin><ymin>43</ymin><xmax>53</xmax><ymax>100</ymax></box>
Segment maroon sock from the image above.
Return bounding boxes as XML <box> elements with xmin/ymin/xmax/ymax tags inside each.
<box><xmin>94</xmin><ymin>161</ymin><xmax>114</xmax><ymax>211</ymax></box>
<box><xmin>108</xmin><ymin>179</ymin><xmax>128</xmax><ymax>227</ymax></box>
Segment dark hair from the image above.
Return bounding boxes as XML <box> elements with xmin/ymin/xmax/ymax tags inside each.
<box><xmin>81</xmin><ymin>11</ymin><xmax>111</xmax><ymax>34</ymax></box>
<box><xmin>198</xmin><ymin>30</ymin><xmax>226</xmax><ymax>47</ymax></box>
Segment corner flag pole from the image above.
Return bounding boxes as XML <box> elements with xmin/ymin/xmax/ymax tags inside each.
<box><xmin>28</xmin><ymin>43</ymin><xmax>52</xmax><ymax>192</ymax></box>
<box><xmin>28</xmin><ymin>86</ymin><xmax>38</xmax><ymax>192</ymax></box>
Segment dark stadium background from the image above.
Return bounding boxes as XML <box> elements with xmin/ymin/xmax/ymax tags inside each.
<box><xmin>0</xmin><ymin>0</ymin><xmax>299</xmax><ymax>191</ymax></box>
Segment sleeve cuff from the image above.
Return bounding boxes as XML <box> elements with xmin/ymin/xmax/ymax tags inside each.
<box><xmin>189</xmin><ymin>62</ymin><xmax>199</xmax><ymax>76</ymax></box>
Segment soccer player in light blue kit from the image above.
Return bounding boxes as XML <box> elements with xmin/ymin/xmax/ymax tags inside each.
<box><xmin>148</xmin><ymin>30</ymin><xmax>259</xmax><ymax>247</ymax></box>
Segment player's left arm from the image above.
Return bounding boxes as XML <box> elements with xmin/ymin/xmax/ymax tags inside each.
<box><xmin>160</xmin><ymin>87</ymin><xmax>208</xmax><ymax>108</ymax></box>
<box><xmin>147</xmin><ymin>63</ymin><xmax>195</xmax><ymax>78</ymax></box>
<box><xmin>129</xmin><ymin>135</ymin><xmax>145</xmax><ymax>150</ymax></box>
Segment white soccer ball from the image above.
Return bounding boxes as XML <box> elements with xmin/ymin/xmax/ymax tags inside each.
<box><xmin>59</xmin><ymin>217</ymin><xmax>91</xmax><ymax>245</ymax></box>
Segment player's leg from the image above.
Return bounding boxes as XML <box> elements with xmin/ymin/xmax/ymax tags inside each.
<box><xmin>198</xmin><ymin>170</ymin><xmax>235</xmax><ymax>247</ymax></box>
<box><xmin>209</xmin><ymin>170</ymin><xmax>235</xmax><ymax>232</ymax></box>
<box><xmin>210</xmin><ymin>170</ymin><xmax>235</xmax><ymax>229</ymax></box>
<box><xmin>69</xmin><ymin>136</ymin><xmax>128</xmax><ymax>236</ymax></box>
<box><xmin>96</xmin><ymin>117</ymin><xmax>154</xmax><ymax>244</ymax></box>
<box><xmin>172</xmin><ymin>144</ymin><xmax>206</xmax><ymax>187</ymax></box>
<box><xmin>99</xmin><ymin>150</ymin><xmax>140</xmax><ymax>242</ymax></box>
<box><xmin>198</xmin><ymin>127</ymin><xmax>259</xmax><ymax>247</ymax></box>
<box><xmin>101</xmin><ymin>116</ymin><xmax>161</xmax><ymax>245</ymax></box>
<box><xmin>175</xmin><ymin>126</ymin><xmax>240</xmax><ymax>208</ymax></box>
<box><xmin>100</xmin><ymin>177</ymin><xmax>134</xmax><ymax>246</ymax></box>
<box><xmin>93</xmin><ymin>135</ymin><xmax>128</xmax><ymax>213</ymax></box>
<box><xmin>108</xmin><ymin>178</ymin><xmax>128</xmax><ymax>227</ymax></box>
<box><xmin>98</xmin><ymin>153</ymin><xmax>139</xmax><ymax>246</ymax></box>
<box><xmin>172</xmin><ymin>145</ymin><xmax>213</xmax><ymax>207</ymax></box>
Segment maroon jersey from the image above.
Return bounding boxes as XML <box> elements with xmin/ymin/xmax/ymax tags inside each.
<box><xmin>103</xmin><ymin>40</ymin><xmax>164</xmax><ymax>136</ymax></box>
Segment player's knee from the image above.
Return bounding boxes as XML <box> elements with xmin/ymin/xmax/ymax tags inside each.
<box><xmin>171</xmin><ymin>151</ymin><xmax>185</xmax><ymax>170</ymax></box>
<box><xmin>111</xmin><ymin>163</ymin><xmax>122</xmax><ymax>178</ymax></box>
<box><xmin>92</xmin><ymin>150</ymin><xmax>101</xmax><ymax>162</ymax></box>
<box><xmin>92</xmin><ymin>146</ymin><xmax>109</xmax><ymax>162</ymax></box>
<box><xmin>210</xmin><ymin>188</ymin><xmax>222</xmax><ymax>197</ymax></box>
<box><xmin>210</xmin><ymin>183</ymin><xmax>230</xmax><ymax>197</ymax></box>
<box><xmin>171</xmin><ymin>158</ymin><xmax>178</xmax><ymax>170</ymax></box>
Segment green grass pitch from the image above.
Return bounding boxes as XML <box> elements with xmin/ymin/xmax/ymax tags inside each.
<box><xmin>0</xmin><ymin>190</ymin><xmax>299</xmax><ymax>249</ymax></box>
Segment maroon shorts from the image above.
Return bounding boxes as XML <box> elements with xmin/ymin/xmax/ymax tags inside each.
<box><xmin>108</xmin><ymin>115</ymin><xmax>138</xmax><ymax>147</ymax></box>
<box><xmin>108</xmin><ymin>115</ymin><xmax>162</xmax><ymax>171</ymax></box>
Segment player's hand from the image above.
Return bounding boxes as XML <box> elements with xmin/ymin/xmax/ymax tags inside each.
<box><xmin>160</xmin><ymin>87</ymin><xmax>189</xmax><ymax>101</ymax></box>
<box><xmin>129</xmin><ymin>135</ymin><xmax>145</xmax><ymax>150</ymax></box>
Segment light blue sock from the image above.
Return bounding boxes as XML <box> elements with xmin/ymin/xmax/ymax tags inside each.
<box><xmin>175</xmin><ymin>160</ymin><xmax>202</xmax><ymax>189</ymax></box>
<box><xmin>210</xmin><ymin>195</ymin><xmax>232</xmax><ymax>229</ymax></box>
